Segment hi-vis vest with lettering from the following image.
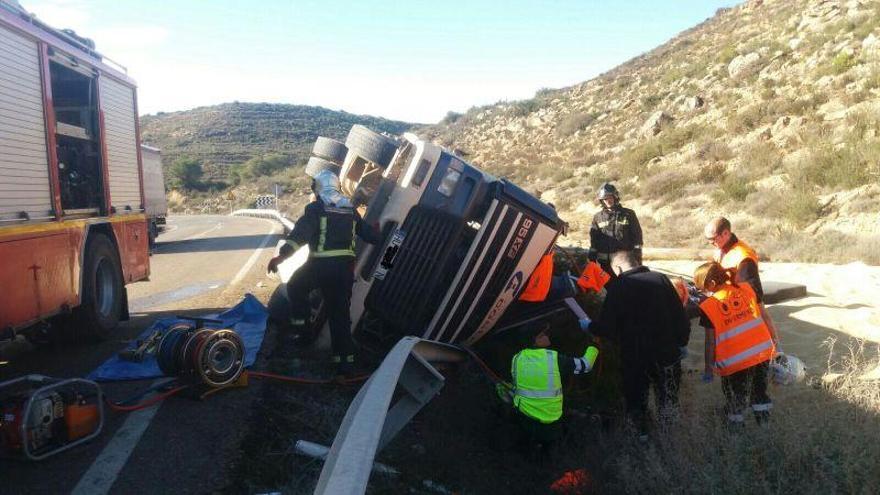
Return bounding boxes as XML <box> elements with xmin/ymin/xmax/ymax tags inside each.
<box><xmin>715</xmin><ymin>240</ymin><xmax>758</xmax><ymax>272</ymax></box>
<box><xmin>577</xmin><ymin>261</ymin><xmax>611</xmax><ymax>293</ymax></box>
<box><xmin>700</xmin><ymin>282</ymin><xmax>774</xmax><ymax>377</ymax></box>
<box><xmin>512</xmin><ymin>348</ymin><xmax>563</xmax><ymax>424</ymax></box>
<box><xmin>519</xmin><ymin>253</ymin><xmax>554</xmax><ymax>302</ymax></box>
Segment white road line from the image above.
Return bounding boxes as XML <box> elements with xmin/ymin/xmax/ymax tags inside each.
<box><xmin>72</xmin><ymin>218</ymin><xmax>280</xmax><ymax>495</ymax></box>
<box><xmin>223</xmin><ymin>220</ymin><xmax>280</xmax><ymax>294</ymax></box>
<box><xmin>70</xmin><ymin>387</ymin><xmax>162</xmax><ymax>495</ymax></box>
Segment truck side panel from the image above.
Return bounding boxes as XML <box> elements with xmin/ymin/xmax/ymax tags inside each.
<box><xmin>0</xmin><ymin>23</ymin><xmax>52</xmax><ymax>222</ymax></box>
<box><xmin>0</xmin><ymin>222</ymin><xmax>84</xmax><ymax>329</ymax></box>
<box><xmin>141</xmin><ymin>147</ymin><xmax>167</xmax><ymax>219</ymax></box>
<box><xmin>99</xmin><ymin>76</ymin><xmax>141</xmax><ymax>212</ymax></box>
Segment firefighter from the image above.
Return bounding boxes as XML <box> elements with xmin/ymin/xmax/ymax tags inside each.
<box><xmin>496</xmin><ymin>322</ymin><xmax>599</xmax><ymax>456</ymax></box>
<box><xmin>267</xmin><ymin>169</ymin><xmax>381</xmax><ymax>377</ymax></box>
<box><xmin>694</xmin><ymin>261</ymin><xmax>775</xmax><ymax>426</ymax></box>
<box><xmin>703</xmin><ymin>217</ymin><xmax>780</xmax><ymax>349</ymax></box>
<box><xmin>589</xmin><ymin>183</ymin><xmax>643</xmax><ymax>277</ymax></box>
<box><xmin>585</xmin><ymin>250</ymin><xmax>690</xmax><ymax>436</ymax></box>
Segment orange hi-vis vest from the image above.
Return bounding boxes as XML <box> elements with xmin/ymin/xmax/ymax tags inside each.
<box><xmin>700</xmin><ymin>282</ymin><xmax>775</xmax><ymax>376</ymax></box>
<box><xmin>519</xmin><ymin>253</ymin><xmax>554</xmax><ymax>302</ymax></box>
<box><xmin>715</xmin><ymin>240</ymin><xmax>759</xmax><ymax>271</ymax></box>
<box><xmin>577</xmin><ymin>261</ymin><xmax>611</xmax><ymax>293</ymax></box>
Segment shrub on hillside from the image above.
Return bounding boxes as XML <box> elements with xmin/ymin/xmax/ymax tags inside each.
<box><xmin>697</xmin><ymin>140</ymin><xmax>734</xmax><ymax>162</ymax></box>
<box><xmin>169</xmin><ymin>157</ymin><xmax>203</xmax><ymax>189</ymax></box>
<box><xmin>640</xmin><ymin>168</ymin><xmax>694</xmax><ymax>201</ymax></box>
<box><xmin>783</xmin><ymin>187</ymin><xmax>821</xmax><ymax>227</ymax></box>
<box><xmin>830</xmin><ymin>52</ymin><xmax>858</xmax><ymax>75</ymax></box>
<box><xmin>792</xmin><ymin>142</ymin><xmax>878</xmax><ymax>189</ymax></box>
<box><xmin>714</xmin><ymin>173</ymin><xmax>756</xmax><ymax>202</ymax></box>
<box><xmin>742</xmin><ymin>141</ymin><xmax>782</xmax><ymax>174</ymax></box>
<box><xmin>556</xmin><ymin>111</ymin><xmax>599</xmax><ymax>137</ymax></box>
<box><xmin>698</xmin><ymin>162</ymin><xmax>727</xmax><ymax>184</ymax></box>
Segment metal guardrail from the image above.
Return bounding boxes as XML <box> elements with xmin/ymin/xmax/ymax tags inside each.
<box><xmin>229</xmin><ymin>209</ymin><xmax>294</xmax><ymax>233</ymax></box>
<box><xmin>313</xmin><ymin>337</ymin><xmax>467</xmax><ymax>495</ymax></box>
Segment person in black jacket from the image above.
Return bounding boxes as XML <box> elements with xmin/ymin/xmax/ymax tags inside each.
<box><xmin>589</xmin><ymin>183</ymin><xmax>643</xmax><ymax>277</ymax></box>
<box><xmin>268</xmin><ymin>169</ymin><xmax>381</xmax><ymax>376</ymax></box>
<box><xmin>586</xmin><ymin>250</ymin><xmax>690</xmax><ymax>436</ymax></box>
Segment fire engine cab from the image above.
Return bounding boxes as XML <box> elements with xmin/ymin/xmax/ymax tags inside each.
<box><xmin>0</xmin><ymin>1</ymin><xmax>149</xmax><ymax>341</ymax></box>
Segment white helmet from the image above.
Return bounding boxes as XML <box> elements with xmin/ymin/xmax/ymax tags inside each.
<box><xmin>770</xmin><ymin>353</ymin><xmax>806</xmax><ymax>386</ymax></box>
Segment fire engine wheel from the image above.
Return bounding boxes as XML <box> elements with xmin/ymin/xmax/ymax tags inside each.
<box><xmin>305</xmin><ymin>156</ymin><xmax>341</xmax><ymax>178</ymax></box>
<box><xmin>312</xmin><ymin>137</ymin><xmax>348</xmax><ymax>165</ymax></box>
<box><xmin>75</xmin><ymin>233</ymin><xmax>125</xmax><ymax>341</ymax></box>
<box><xmin>345</xmin><ymin>125</ymin><xmax>398</xmax><ymax>168</ymax></box>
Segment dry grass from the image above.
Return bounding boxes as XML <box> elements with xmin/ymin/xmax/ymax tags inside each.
<box><xmin>602</xmin><ymin>342</ymin><xmax>880</xmax><ymax>494</ymax></box>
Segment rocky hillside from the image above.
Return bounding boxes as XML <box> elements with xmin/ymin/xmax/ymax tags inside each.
<box><xmin>422</xmin><ymin>0</ymin><xmax>880</xmax><ymax>264</ymax></box>
<box><xmin>140</xmin><ymin>102</ymin><xmax>411</xmax><ymax>178</ymax></box>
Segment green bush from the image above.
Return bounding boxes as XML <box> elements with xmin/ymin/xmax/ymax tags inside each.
<box><xmin>830</xmin><ymin>52</ymin><xmax>858</xmax><ymax>75</ymax></box>
<box><xmin>715</xmin><ymin>173</ymin><xmax>756</xmax><ymax>202</ymax></box>
<box><xmin>717</xmin><ymin>44</ymin><xmax>738</xmax><ymax>65</ymax></box>
<box><xmin>169</xmin><ymin>157</ymin><xmax>203</xmax><ymax>189</ymax></box>
<box><xmin>793</xmin><ymin>143</ymin><xmax>876</xmax><ymax>189</ymax></box>
<box><xmin>783</xmin><ymin>187</ymin><xmax>820</xmax><ymax>227</ymax></box>
<box><xmin>640</xmin><ymin>168</ymin><xmax>694</xmax><ymax>200</ymax></box>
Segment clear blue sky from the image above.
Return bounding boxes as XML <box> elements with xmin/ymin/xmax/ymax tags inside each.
<box><xmin>25</xmin><ymin>0</ymin><xmax>740</xmax><ymax>123</ymax></box>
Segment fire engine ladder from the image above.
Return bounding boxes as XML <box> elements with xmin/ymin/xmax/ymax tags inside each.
<box><xmin>310</xmin><ymin>337</ymin><xmax>466</xmax><ymax>495</ymax></box>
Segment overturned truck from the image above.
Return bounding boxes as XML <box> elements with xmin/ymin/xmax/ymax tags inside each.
<box><xmin>290</xmin><ymin>125</ymin><xmax>569</xmax><ymax>349</ymax></box>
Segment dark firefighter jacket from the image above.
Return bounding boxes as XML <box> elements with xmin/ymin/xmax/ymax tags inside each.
<box><xmin>280</xmin><ymin>199</ymin><xmax>381</xmax><ymax>259</ymax></box>
<box><xmin>589</xmin><ymin>205</ymin><xmax>643</xmax><ymax>255</ymax></box>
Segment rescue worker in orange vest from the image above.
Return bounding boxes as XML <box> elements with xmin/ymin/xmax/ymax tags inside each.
<box><xmin>518</xmin><ymin>250</ymin><xmax>609</xmax><ymax>303</ymax></box>
<box><xmin>703</xmin><ymin>217</ymin><xmax>780</xmax><ymax>346</ymax></box>
<box><xmin>694</xmin><ymin>261</ymin><xmax>776</xmax><ymax>426</ymax></box>
<box><xmin>496</xmin><ymin>322</ymin><xmax>599</xmax><ymax>456</ymax></box>
<box><xmin>589</xmin><ymin>183</ymin><xmax>643</xmax><ymax>277</ymax></box>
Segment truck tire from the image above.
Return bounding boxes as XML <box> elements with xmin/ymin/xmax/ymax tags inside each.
<box><xmin>345</xmin><ymin>125</ymin><xmax>398</xmax><ymax>168</ymax></box>
<box><xmin>75</xmin><ymin>233</ymin><xmax>124</xmax><ymax>341</ymax></box>
<box><xmin>312</xmin><ymin>137</ymin><xmax>348</xmax><ymax>165</ymax></box>
<box><xmin>305</xmin><ymin>157</ymin><xmax>341</xmax><ymax>178</ymax></box>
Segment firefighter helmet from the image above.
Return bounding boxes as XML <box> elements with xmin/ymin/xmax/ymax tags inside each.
<box><xmin>770</xmin><ymin>353</ymin><xmax>806</xmax><ymax>386</ymax></box>
<box><xmin>597</xmin><ymin>182</ymin><xmax>619</xmax><ymax>201</ymax></box>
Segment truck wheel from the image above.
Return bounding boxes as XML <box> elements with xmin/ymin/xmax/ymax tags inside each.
<box><xmin>75</xmin><ymin>234</ymin><xmax>124</xmax><ymax>341</ymax></box>
<box><xmin>305</xmin><ymin>157</ymin><xmax>341</xmax><ymax>178</ymax></box>
<box><xmin>312</xmin><ymin>137</ymin><xmax>348</xmax><ymax>165</ymax></box>
<box><xmin>345</xmin><ymin>125</ymin><xmax>399</xmax><ymax>168</ymax></box>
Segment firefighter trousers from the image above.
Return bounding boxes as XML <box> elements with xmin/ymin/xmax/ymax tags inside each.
<box><xmin>286</xmin><ymin>256</ymin><xmax>356</xmax><ymax>360</ymax></box>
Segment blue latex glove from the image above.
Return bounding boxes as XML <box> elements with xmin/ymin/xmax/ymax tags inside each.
<box><xmin>578</xmin><ymin>317</ymin><xmax>592</xmax><ymax>332</ymax></box>
<box><xmin>701</xmin><ymin>371</ymin><xmax>714</xmax><ymax>384</ymax></box>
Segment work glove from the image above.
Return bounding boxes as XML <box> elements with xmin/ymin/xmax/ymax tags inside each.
<box><xmin>495</xmin><ymin>382</ymin><xmax>514</xmax><ymax>404</ymax></box>
<box><xmin>587</xmin><ymin>249</ymin><xmax>598</xmax><ymax>262</ymax></box>
<box><xmin>701</xmin><ymin>370</ymin><xmax>714</xmax><ymax>384</ymax></box>
<box><xmin>678</xmin><ymin>346</ymin><xmax>689</xmax><ymax>361</ymax></box>
<box><xmin>267</xmin><ymin>256</ymin><xmax>282</xmax><ymax>274</ymax></box>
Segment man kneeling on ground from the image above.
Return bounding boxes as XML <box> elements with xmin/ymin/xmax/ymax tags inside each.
<box><xmin>496</xmin><ymin>323</ymin><xmax>599</xmax><ymax>457</ymax></box>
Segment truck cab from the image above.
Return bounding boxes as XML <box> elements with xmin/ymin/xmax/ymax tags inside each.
<box><xmin>335</xmin><ymin>130</ymin><xmax>564</xmax><ymax>346</ymax></box>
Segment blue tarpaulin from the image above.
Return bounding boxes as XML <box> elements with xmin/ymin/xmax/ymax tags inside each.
<box><xmin>88</xmin><ymin>294</ymin><xmax>268</xmax><ymax>382</ymax></box>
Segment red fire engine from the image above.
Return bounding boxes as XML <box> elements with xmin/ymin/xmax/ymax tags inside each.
<box><xmin>0</xmin><ymin>1</ymin><xmax>149</xmax><ymax>341</ymax></box>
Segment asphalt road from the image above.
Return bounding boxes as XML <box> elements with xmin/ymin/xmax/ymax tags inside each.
<box><xmin>0</xmin><ymin>215</ymin><xmax>284</xmax><ymax>494</ymax></box>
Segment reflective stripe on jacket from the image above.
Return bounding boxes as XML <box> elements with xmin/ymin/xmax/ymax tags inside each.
<box><xmin>715</xmin><ymin>240</ymin><xmax>758</xmax><ymax>271</ymax></box>
<box><xmin>519</xmin><ymin>253</ymin><xmax>554</xmax><ymax>302</ymax></box>
<box><xmin>512</xmin><ymin>348</ymin><xmax>563</xmax><ymax>424</ymax></box>
<box><xmin>700</xmin><ymin>282</ymin><xmax>774</xmax><ymax>376</ymax></box>
<box><xmin>577</xmin><ymin>260</ymin><xmax>611</xmax><ymax>293</ymax></box>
